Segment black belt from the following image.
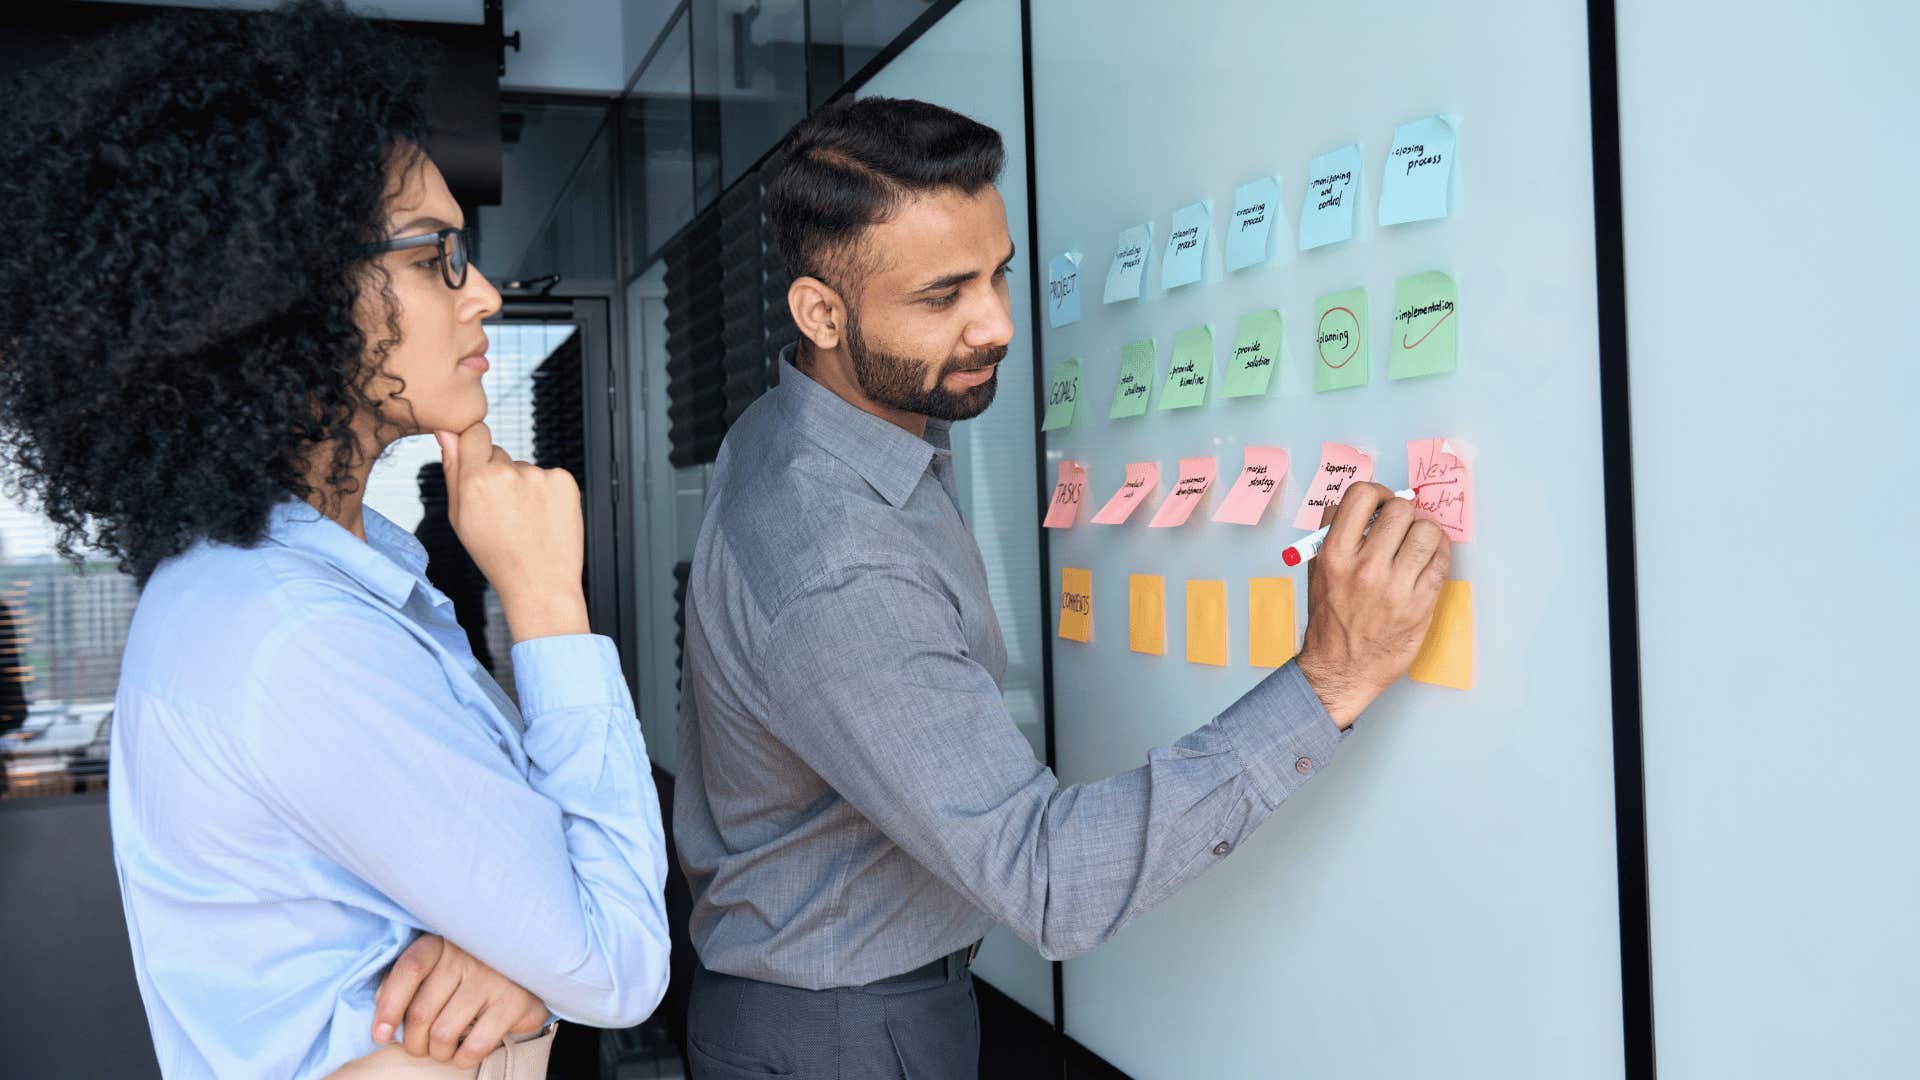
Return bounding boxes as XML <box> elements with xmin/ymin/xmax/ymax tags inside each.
<box><xmin>868</xmin><ymin>940</ymin><xmax>982</xmax><ymax>987</ymax></box>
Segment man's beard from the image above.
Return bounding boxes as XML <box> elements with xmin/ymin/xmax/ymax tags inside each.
<box><xmin>845</xmin><ymin>311</ymin><xmax>1005</xmax><ymax>422</ymax></box>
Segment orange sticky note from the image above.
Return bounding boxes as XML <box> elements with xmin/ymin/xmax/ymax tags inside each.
<box><xmin>1093</xmin><ymin>462</ymin><xmax>1160</xmax><ymax>525</ymax></box>
<box><xmin>1292</xmin><ymin>442</ymin><xmax>1375</xmax><ymax>528</ymax></box>
<box><xmin>1058</xmin><ymin>568</ymin><xmax>1092</xmax><ymax>642</ymax></box>
<box><xmin>1410</xmin><ymin>580</ymin><xmax>1474</xmax><ymax>689</ymax></box>
<box><xmin>1185</xmin><ymin>580</ymin><xmax>1228</xmax><ymax>666</ymax></box>
<box><xmin>1248</xmin><ymin>577</ymin><xmax>1297</xmax><ymax>668</ymax></box>
<box><xmin>1407</xmin><ymin>438</ymin><xmax>1474</xmax><ymax>541</ymax></box>
<box><xmin>1128</xmin><ymin>574</ymin><xmax>1165</xmax><ymax>655</ymax></box>
<box><xmin>1212</xmin><ymin>446</ymin><xmax>1289</xmax><ymax>525</ymax></box>
<box><xmin>1043</xmin><ymin>461</ymin><xmax>1087</xmax><ymax>529</ymax></box>
<box><xmin>1147</xmin><ymin>455</ymin><xmax>1217</xmax><ymax>528</ymax></box>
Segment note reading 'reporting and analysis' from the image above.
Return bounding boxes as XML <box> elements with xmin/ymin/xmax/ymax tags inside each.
<box><xmin>1110</xmin><ymin>337</ymin><xmax>1156</xmax><ymax>419</ymax></box>
<box><xmin>1226</xmin><ymin>175</ymin><xmax>1281</xmax><ymax>271</ymax></box>
<box><xmin>1292</xmin><ymin>442</ymin><xmax>1375</xmax><ymax>528</ymax></box>
<box><xmin>1391</xmin><ymin>270</ymin><xmax>1458</xmax><ymax>379</ymax></box>
<box><xmin>1160</xmin><ymin>201</ymin><xmax>1210</xmax><ymax>290</ymax></box>
<box><xmin>1379</xmin><ymin>114</ymin><xmax>1458</xmax><ymax>225</ymax></box>
<box><xmin>1299</xmin><ymin>144</ymin><xmax>1361</xmax><ymax>250</ymax></box>
<box><xmin>1046</xmin><ymin>251</ymin><xmax>1082</xmax><ymax>328</ymax></box>
<box><xmin>1103</xmin><ymin>222</ymin><xmax>1151</xmax><ymax>303</ymax></box>
<box><xmin>1314</xmin><ymin>287</ymin><xmax>1369</xmax><ymax>391</ymax></box>
<box><xmin>1039</xmin><ymin>357</ymin><xmax>1081</xmax><ymax>431</ymax></box>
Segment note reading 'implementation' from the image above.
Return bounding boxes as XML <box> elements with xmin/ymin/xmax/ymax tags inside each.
<box><xmin>1226</xmin><ymin>175</ymin><xmax>1281</xmax><ymax>271</ymax></box>
<box><xmin>1104</xmin><ymin>222</ymin><xmax>1151</xmax><ymax>304</ymax></box>
<box><xmin>1092</xmin><ymin>461</ymin><xmax>1161</xmax><ymax>525</ymax></box>
<box><xmin>1391</xmin><ymin>270</ymin><xmax>1458</xmax><ymax>379</ymax></box>
<box><xmin>1040</xmin><ymin>357</ymin><xmax>1081</xmax><ymax>431</ymax></box>
<box><xmin>1186</xmin><ymin>580</ymin><xmax>1228</xmax><ymax>667</ymax></box>
<box><xmin>1380</xmin><ymin>114</ymin><xmax>1457</xmax><ymax>226</ymax></box>
<box><xmin>1042</xmin><ymin>460</ymin><xmax>1087</xmax><ymax>529</ymax></box>
<box><xmin>1058</xmin><ymin>567</ymin><xmax>1092</xmax><ymax>643</ymax></box>
<box><xmin>1212</xmin><ymin>446</ymin><xmax>1289</xmax><ymax>525</ymax></box>
<box><xmin>1158</xmin><ymin>325</ymin><xmax>1213</xmax><ymax>410</ymax></box>
<box><xmin>1222</xmin><ymin>309</ymin><xmax>1283</xmax><ymax>398</ymax></box>
<box><xmin>1161</xmin><ymin>201</ymin><xmax>1210</xmax><ymax>290</ymax></box>
<box><xmin>1129</xmin><ymin>574</ymin><xmax>1165</xmax><ymax>655</ymax></box>
<box><xmin>1147</xmin><ymin>456</ymin><xmax>1217</xmax><ymax>528</ymax></box>
<box><xmin>1110</xmin><ymin>337</ymin><xmax>1156</xmax><ymax>419</ymax></box>
<box><xmin>1300</xmin><ymin>144</ymin><xmax>1362</xmax><ymax>250</ymax></box>
<box><xmin>1407</xmin><ymin>438</ymin><xmax>1474</xmax><ymax>542</ymax></box>
<box><xmin>1249</xmin><ymin>577</ymin><xmax>1297</xmax><ymax>668</ymax></box>
<box><xmin>1314</xmin><ymin>288</ymin><xmax>1369</xmax><ymax>392</ymax></box>
<box><xmin>1046</xmin><ymin>251</ymin><xmax>1083</xmax><ymax>328</ymax></box>
<box><xmin>1409</xmin><ymin>580</ymin><xmax>1474</xmax><ymax>689</ymax></box>
<box><xmin>1292</xmin><ymin>442</ymin><xmax>1375</xmax><ymax>528</ymax></box>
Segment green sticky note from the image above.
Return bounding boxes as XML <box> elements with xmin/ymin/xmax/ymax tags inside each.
<box><xmin>1313</xmin><ymin>287</ymin><xmax>1369</xmax><ymax>392</ymax></box>
<box><xmin>1110</xmin><ymin>337</ymin><xmax>1157</xmax><ymax>419</ymax></box>
<box><xmin>1157</xmin><ymin>325</ymin><xmax>1214</xmax><ymax>410</ymax></box>
<box><xmin>1040</xmin><ymin>357</ymin><xmax>1082</xmax><ymax>431</ymax></box>
<box><xmin>1390</xmin><ymin>270</ymin><xmax>1458</xmax><ymax>379</ymax></box>
<box><xmin>1222</xmin><ymin>309</ymin><xmax>1284</xmax><ymax>398</ymax></box>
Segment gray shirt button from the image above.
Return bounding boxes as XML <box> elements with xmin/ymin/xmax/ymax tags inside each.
<box><xmin>1212</xmin><ymin>842</ymin><xmax>1232</xmax><ymax>856</ymax></box>
<box><xmin>1295</xmin><ymin>757</ymin><xmax>1313</xmax><ymax>774</ymax></box>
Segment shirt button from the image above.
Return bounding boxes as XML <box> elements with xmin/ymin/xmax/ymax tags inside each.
<box><xmin>1295</xmin><ymin>757</ymin><xmax>1313</xmax><ymax>774</ymax></box>
<box><xmin>1212</xmin><ymin>842</ymin><xmax>1232</xmax><ymax>856</ymax></box>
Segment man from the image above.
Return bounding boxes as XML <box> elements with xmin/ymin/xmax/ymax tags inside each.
<box><xmin>675</xmin><ymin>97</ymin><xmax>1450</xmax><ymax>1078</ymax></box>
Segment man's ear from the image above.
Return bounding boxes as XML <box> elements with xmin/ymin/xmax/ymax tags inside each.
<box><xmin>788</xmin><ymin>276</ymin><xmax>847</xmax><ymax>353</ymax></box>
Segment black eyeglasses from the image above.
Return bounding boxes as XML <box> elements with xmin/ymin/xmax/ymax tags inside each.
<box><xmin>359</xmin><ymin>226</ymin><xmax>472</xmax><ymax>289</ymax></box>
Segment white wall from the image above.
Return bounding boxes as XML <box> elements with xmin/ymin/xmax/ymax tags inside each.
<box><xmin>1617</xmin><ymin>2</ymin><xmax>1920</xmax><ymax>1076</ymax></box>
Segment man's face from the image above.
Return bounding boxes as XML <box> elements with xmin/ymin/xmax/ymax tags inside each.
<box><xmin>839</xmin><ymin>186</ymin><xmax>1016</xmax><ymax>421</ymax></box>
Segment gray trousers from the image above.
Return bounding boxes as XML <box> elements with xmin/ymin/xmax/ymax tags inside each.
<box><xmin>686</xmin><ymin>952</ymin><xmax>980</xmax><ymax>1080</ymax></box>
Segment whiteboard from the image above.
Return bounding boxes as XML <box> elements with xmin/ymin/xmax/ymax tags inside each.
<box><xmin>1030</xmin><ymin>1</ymin><xmax>1625</xmax><ymax>1076</ymax></box>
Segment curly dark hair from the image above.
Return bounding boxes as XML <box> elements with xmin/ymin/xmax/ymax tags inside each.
<box><xmin>0</xmin><ymin>0</ymin><xmax>431</xmax><ymax>580</ymax></box>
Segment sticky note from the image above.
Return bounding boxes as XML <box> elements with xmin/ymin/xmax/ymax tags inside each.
<box><xmin>1043</xmin><ymin>460</ymin><xmax>1087</xmax><ymax>529</ymax></box>
<box><xmin>1092</xmin><ymin>461</ymin><xmax>1160</xmax><ymax>525</ymax></box>
<box><xmin>1291</xmin><ymin>442</ymin><xmax>1375</xmax><ymax>529</ymax></box>
<box><xmin>1314</xmin><ymin>288</ymin><xmax>1369</xmax><ymax>392</ymax></box>
<box><xmin>1129</xmin><ymin>574</ymin><xmax>1165</xmax><ymax>655</ymax></box>
<box><xmin>1040</xmin><ymin>357</ymin><xmax>1081</xmax><ymax>431</ymax></box>
<box><xmin>1226</xmin><ymin>175</ymin><xmax>1281</xmax><ymax>271</ymax></box>
<box><xmin>1185</xmin><ymin>580</ymin><xmax>1228</xmax><ymax>667</ymax></box>
<box><xmin>1407</xmin><ymin>438</ymin><xmax>1474</xmax><ymax>541</ymax></box>
<box><xmin>1058</xmin><ymin>567</ymin><xmax>1092</xmax><ymax>643</ymax></box>
<box><xmin>1110</xmin><ymin>337</ymin><xmax>1156</xmax><ymax>419</ymax></box>
<box><xmin>1299</xmin><ymin>144</ymin><xmax>1361</xmax><ymax>250</ymax></box>
<box><xmin>1046</xmin><ymin>251</ymin><xmax>1083</xmax><ymax>328</ymax></box>
<box><xmin>1249</xmin><ymin>578</ymin><xmax>1297</xmax><ymax>668</ymax></box>
<box><xmin>1147</xmin><ymin>456</ymin><xmax>1217</xmax><ymax>528</ymax></box>
<box><xmin>1212</xmin><ymin>446</ymin><xmax>1289</xmax><ymax>525</ymax></box>
<box><xmin>1160</xmin><ymin>201</ymin><xmax>1210</xmax><ymax>290</ymax></box>
<box><xmin>1390</xmin><ymin>270</ymin><xmax>1458</xmax><ymax>380</ymax></box>
<box><xmin>1409</xmin><ymin>580</ymin><xmax>1474</xmax><ymax>689</ymax></box>
<box><xmin>1157</xmin><ymin>325</ymin><xmax>1213</xmax><ymax>410</ymax></box>
<box><xmin>1103</xmin><ymin>222</ymin><xmax>1151</xmax><ymax>304</ymax></box>
<box><xmin>1380</xmin><ymin>115</ymin><xmax>1457</xmax><ymax>226</ymax></box>
<box><xmin>1222</xmin><ymin>309</ymin><xmax>1283</xmax><ymax>398</ymax></box>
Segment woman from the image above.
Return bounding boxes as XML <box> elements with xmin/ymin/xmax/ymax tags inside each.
<box><xmin>0</xmin><ymin>3</ymin><xmax>669</xmax><ymax>1077</ymax></box>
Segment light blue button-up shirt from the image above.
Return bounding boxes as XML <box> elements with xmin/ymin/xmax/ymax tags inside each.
<box><xmin>109</xmin><ymin>499</ymin><xmax>669</xmax><ymax>1079</ymax></box>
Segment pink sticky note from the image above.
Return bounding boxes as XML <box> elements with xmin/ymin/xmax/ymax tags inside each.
<box><xmin>1407</xmin><ymin>438</ymin><xmax>1474</xmax><ymax>541</ymax></box>
<box><xmin>1043</xmin><ymin>460</ymin><xmax>1087</xmax><ymax>529</ymax></box>
<box><xmin>1291</xmin><ymin>442</ymin><xmax>1375</xmax><ymax>528</ymax></box>
<box><xmin>1212</xmin><ymin>446</ymin><xmax>1290</xmax><ymax>525</ymax></box>
<box><xmin>1147</xmin><ymin>456</ymin><xmax>1218</xmax><ymax>528</ymax></box>
<box><xmin>1092</xmin><ymin>462</ymin><xmax>1161</xmax><ymax>525</ymax></box>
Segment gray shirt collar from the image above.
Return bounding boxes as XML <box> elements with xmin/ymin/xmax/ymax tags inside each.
<box><xmin>774</xmin><ymin>342</ymin><xmax>954</xmax><ymax>510</ymax></box>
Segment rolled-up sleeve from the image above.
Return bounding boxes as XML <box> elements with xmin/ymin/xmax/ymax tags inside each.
<box><xmin>760</xmin><ymin>561</ymin><xmax>1347</xmax><ymax>961</ymax></box>
<box><xmin>239</xmin><ymin>614</ymin><xmax>670</xmax><ymax>1029</ymax></box>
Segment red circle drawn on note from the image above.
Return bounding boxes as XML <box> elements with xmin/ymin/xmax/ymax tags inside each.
<box><xmin>1317</xmin><ymin>306</ymin><xmax>1360</xmax><ymax>369</ymax></box>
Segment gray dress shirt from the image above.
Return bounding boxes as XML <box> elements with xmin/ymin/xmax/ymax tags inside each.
<box><xmin>675</xmin><ymin>346</ymin><xmax>1348</xmax><ymax>991</ymax></box>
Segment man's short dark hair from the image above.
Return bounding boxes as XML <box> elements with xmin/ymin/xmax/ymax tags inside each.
<box><xmin>767</xmin><ymin>97</ymin><xmax>1005</xmax><ymax>291</ymax></box>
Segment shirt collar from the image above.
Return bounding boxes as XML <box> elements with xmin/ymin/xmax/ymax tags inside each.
<box><xmin>775</xmin><ymin>342</ymin><xmax>952</xmax><ymax>509</ymax></box>
<box><xmin>265</xmin><ymin>498</ymin><xmax>428</xmax><ymax>608</ymax></box>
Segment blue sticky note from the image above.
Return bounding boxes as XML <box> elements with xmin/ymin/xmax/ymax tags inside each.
<box><xmin>1380</xmin><ymin>115</ymin><xmax>1457</xmax><ymax>225</ymax></box>
<box><xmin>1047</xmin><ymin>251</ymin><xmax>1083</xmax><ymax>328</ymax></box>
<box><xmin>1299</xmin><ymin>144</ymin><xmax>1361</xmax><ymax>250</ymax></box>
<box><xmin>1103</xmin><ymin>222</ymin><xmax>1151</xmax><ymax>304</ymax></box>
<box><xmin>1160</xmin><ymin>201</ymin><xmax>1210</xmax><ymax>290</ymax></box>
<box><xmin>1225</xmin><ymin>176</ymin><xmax>1280</xmax><ymax>271</ymax></box>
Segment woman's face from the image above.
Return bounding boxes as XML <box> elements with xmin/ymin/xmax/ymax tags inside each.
<box><xmin>358</xmin><ymin>152</ymin><xmax>501</xmax><ymax>441</ymax></box>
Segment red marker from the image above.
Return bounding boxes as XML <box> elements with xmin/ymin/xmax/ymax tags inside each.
<box><xmin>1281</xmin><ymin>488</ymin><xmax>1418</xmax><ymax>567</ymax></box>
